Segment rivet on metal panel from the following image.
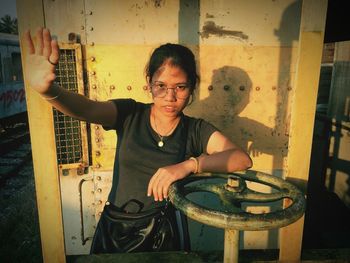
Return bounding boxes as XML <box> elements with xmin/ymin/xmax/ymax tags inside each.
<box><xmin>97</xmin><ymin>188</ymin><xmax>102</xmax><ymax>193</ymax></box>
<box><xmin>92</xmin><ymin>84</ymin><xmax>97</xmax><ymax>89</ymax></box>
<box><xmin>95</xmin><ymin>138</ymin><xmax>100</xmax><ymax>143</ymax></box>
<box><xmin>90</xmin><ymin>57</ymin><xmax>95</xmax><ymax>62</ymax></box>
<box><xmin>272</xmin><ymin>86</ymin><xmax>277</xmax><ymax>90</ymax></box>
<box><xmin>77</xmin><ymin>165</ymin><xmax>84</xmax><ymax>175</ymax></box>
<box><xmin>110</xmin><ymin>85</ymin><xmax>115</xmax><ymax>90</ymax></box>
<box><xmin>224</xmin><ymin>85</ymin><xmax>230</xmax><ymax>91</ymax></box>
<box><xmin>255</xmin><ymin>86</ymin><xmax>261</xmax><ymax>91</ymax></box>
<box><xmin>68</xmin><ymin>33</ymin><xmax>78</xmax><ymax>43</ymax></box>
<box><xmin>287</xmin><ymin>86</ymin><xmax>292</xmax><ymax>91</ymax></box>
<box><xmin>127</xmin><ymin>85</ymin><xmax>132</xmax><ymax>91</ymax></box>
<box><xmin>143</xmin><ymin>85</ymin><xmax>148</xmax><ymax>91</ymax></box>
<box><xmin>62</xmin><ymin>169</ymin><xmax>69</xmax><ymax>176</ymax></box>
<box><xmin>98</xmin><ymin>212</ymin><xmax>102</xmax><ymax>216</ymax></box>
<box><xmin>90</xmin><ymin>27</ymin><xmax>94</xmax><ymax>31</ymax></box>
<box><xmin>97</xmin><ymin>200</ymin><xmax>102</xmax><ymax>205</ymax></box>
<box><xmin>239</xmin><ymin>85</ymin><xmax>245</xmax><ymax>91</ymax></box>
<box><xmin>94</xmin><ymin>125</ymin><xmax>99</xmax><ymax>130</ymax></box>
<box><xmin>96</xmin><ymin>176</ymin><xmax>102</xmax><ymax>181</ymax></box>
<box><xmin>106</xmin><ymin>201</ymin><xmax>110</xmax><ymax>205</ymax></box>
<box><xmin>95</xmin><ymin>163</ymin><xmax>101</xmax><ymax>169</ymax></box>
<box><xmin>208</xmin><ymin>85</ymin><xmax>213</xmax><ymax>91</ymax></box>
<box><xmin>90</xmin><ymin>42</ymin><xmax>95</xmax><ymax>46</ymax></box>
<box><xmin>81</xmin><ymin>26</ymin><xmax>85</xmax><ymax>30</ymax></box>
<box><xmin>95</xmin><ymin>151</ymin><xmax>101</xmax><ymax>156</ymax></box>
<box><xmin>91</xmin><ymin>71</ymin><xmax>96</xmax><ymax>76</ymax></box>
<box><xmin>89</xmin><ymin>11</ymin><xmax>93</xmax><ymax>15</ymax></box>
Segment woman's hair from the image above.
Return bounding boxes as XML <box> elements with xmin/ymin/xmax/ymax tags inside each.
<box><xmin>145</xmin><ymin>43</ymin><xmax>199</xmax><ymax>93</ymax></box>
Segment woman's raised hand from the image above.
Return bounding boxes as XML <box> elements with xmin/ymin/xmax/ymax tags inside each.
<box><xmin>24</xmin><ymin>28</ymin><xmax>59</xmax><ymax>95</ymax></box>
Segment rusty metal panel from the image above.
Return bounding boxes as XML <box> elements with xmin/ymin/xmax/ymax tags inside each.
<box><xmin>18</xmin><ymin>0</ymin><xmax>323</xmax><ymax>256</ymax></box>
<box><xmin>83</xmin><ymin>0</ymin><xmax>180</xmax><ymax>45</ymax></box>
<box><xmin>17</xmin><ymin>0</ymin><xmax>67</xmax><ymax>261</ymax></box>
<box><xmin>86</xmin><ymin>45</ymin><xmax>154</xmax><ymax>169</ymax></box>
<box><xmin>199</xmin><ymin>0</ymin><xmax>301</xmax><ymax>47</ymax></box>
<box><xmin>43</xmin><ymin>0</ymin><xmax>87</xmax><ymax>44</ymax></box>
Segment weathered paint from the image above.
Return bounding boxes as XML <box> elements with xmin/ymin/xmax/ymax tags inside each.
<box><xmin>16</xmin><ymin>0</ymin><xmax>67</xmax><ymax>262</ymax></box>
<box><xmin>16</xmin><ymin>0</ymin><xmax>327</xmax><ymax>259</ymax></box>
<box><xmin>280</xmin><ymin>0</ymin><xmax>328</xmax><ymax>261</ymax></box>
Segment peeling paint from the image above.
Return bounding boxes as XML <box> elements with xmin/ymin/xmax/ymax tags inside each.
<box><xmin>152</xmin><ymin>0</ymin><xmax>165</xmax><ymax>8</ymax></box>
<box><xmin>200</xmin><ymin>21</ymin><xmax>249</xmax><ymax>40</ymax></box>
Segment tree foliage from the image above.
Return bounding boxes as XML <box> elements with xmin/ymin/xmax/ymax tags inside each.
<box><xmin>0</xmin><ymin>15</ymin><xmax>18</xmax><ymax>34</ymax></box>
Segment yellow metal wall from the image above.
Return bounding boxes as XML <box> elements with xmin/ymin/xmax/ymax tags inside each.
<box><xmin>17</xmin><ymin>0</ymin><xmax>328</xmax><ymax>261</ymax></box>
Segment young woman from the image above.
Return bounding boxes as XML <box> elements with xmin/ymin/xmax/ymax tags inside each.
<box><xmin>24</xmin><ymin>28</ymin><xmax>252</xmax><ymax>253</ymax></box>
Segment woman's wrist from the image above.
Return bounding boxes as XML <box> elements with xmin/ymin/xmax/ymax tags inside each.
<box><xmin>40</xmin><ymin>84</ymin><xmax>62</xmax><ymax>100</ymax></box>
<box><xmin>189</xmin><ymin>157</ymin><xmax>199</xmax><ymax>174</ymax></box>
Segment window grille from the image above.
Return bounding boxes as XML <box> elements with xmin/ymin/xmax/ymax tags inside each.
<box><xmin>53</xmin><ymin>48</ymin><xmax>84</xmax><ymax>165</ymax></box>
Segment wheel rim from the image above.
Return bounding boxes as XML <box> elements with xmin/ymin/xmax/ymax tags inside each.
<box><xmin>168</xmin><ymin>170</ymin><xmax>306</xmax><ymax>231</ymax></box>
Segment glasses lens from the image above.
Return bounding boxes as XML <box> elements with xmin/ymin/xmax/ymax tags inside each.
<box><xmin>176</xmin><ymin>86</ymin><xmax>190</xmax><ymax>99</ymax></box>
<box><xmin>152</xmin><ymin>83</ymin><xmax>190</xmax><ymax>99</ymax></box>
<box><xmin>152</xmin><ymin>84</ymin><xmax>167</xmax><ymax>98</ymax></box>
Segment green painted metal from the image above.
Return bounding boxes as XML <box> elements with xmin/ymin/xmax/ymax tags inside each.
<box><xmin>168</xmin><ymin>170</ymin><xmax>306</xmax><ymax>231</ymax></box>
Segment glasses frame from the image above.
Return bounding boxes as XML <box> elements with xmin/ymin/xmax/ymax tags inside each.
<box><xmin>150</xmin><ymin>81</ymin><xmax>191</xmax><ymax>100</ymax></box>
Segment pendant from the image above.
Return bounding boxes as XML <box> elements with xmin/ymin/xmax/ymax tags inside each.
<box><xmin>158</xmin><ymin>140</ymin><xmax>164</xmax><ymax>147</ymax></box>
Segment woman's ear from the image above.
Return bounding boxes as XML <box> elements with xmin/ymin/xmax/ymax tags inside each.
<box><xmin>146</xmin><ymin>76</ymin><xmax>152</xmax><ymax>92</ymax></box>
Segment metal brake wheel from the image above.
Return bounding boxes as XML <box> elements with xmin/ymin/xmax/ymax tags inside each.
<box><xmin>168</xmin><ymin>170</ymin><xmax>306</xmax><ymax>231</ymax></box>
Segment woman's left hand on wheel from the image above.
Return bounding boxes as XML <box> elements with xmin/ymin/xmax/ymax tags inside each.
<box><xmin>147</xmin><ymin>160</ymin><xmax>194</xmax><ymax>201</ymax></box>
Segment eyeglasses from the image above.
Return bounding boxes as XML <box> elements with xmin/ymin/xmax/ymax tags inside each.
<box><xmin>151</xmin><ymin>82</ymin><xmax>190</xmax><ymax>99</ymax></box>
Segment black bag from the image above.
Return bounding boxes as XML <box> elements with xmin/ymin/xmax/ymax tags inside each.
<box><xmin>90</xmin><ymin>199</ymin><xmax>189</xmax><ymax>254</ymax></box>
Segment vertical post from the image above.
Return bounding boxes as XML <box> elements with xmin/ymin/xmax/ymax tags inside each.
<box><xmin>279</xmin><ymin>0</ymin><xmax>328</xmax><ymax>261</ymax></box>
<box><xmin>16</xmin><ymin>0</ymin><xmax>66</xmax><ymax>262</ymax></box>
<box><xmin>224</xmin><ymin>229</ymin><xmax>240</xmax><ymax>263</ymax></box>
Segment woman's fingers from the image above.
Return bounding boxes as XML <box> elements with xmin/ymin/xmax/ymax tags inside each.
<box><xmin>147</xmin><ymin>171</ymin><xmax>163</xmax><ymax>201</ymax></box>
<box><xmin>43</xmin><ymin>28</ymin><xmax>52</xmax><ymax>59</ymax></box>
<box><xmin>35</xmin><ymin>27</ymin><xmax>44</xmax><ymax>56</ymax></box>
<box><xmin>24</xmin><ymin>30</ymin><xmax>35</xmax><ymax>54</ymax></box>
<box><xmin>147</xmin><ymin>169</ymin><xmax>177</xmax><ymax>201</ymax></box>
<box><xmin>49</xmin><ymin>39</ymin><xmax>59</xmax><ymax>65</ymax></box>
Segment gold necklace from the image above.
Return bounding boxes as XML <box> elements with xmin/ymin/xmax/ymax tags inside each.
<box><xmin>152</xmin><ymin>112</ymin><xmax>179</xmax><ymax>148</ymax></box>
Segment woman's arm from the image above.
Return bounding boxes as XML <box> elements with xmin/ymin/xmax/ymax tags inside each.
<box><xmin>147</xmin><ymin>131</ymin><xmax>252</xmax><ymax>201</ymax></box>
<box><xmin>197</xmin><ymin>131</ymin><xmax>253</xmax><ymax>173</ymax></box>
<box><xmin>24</xmin><ymin>28</ymin><xmax>117</xmax><ymax>127</ymax></box>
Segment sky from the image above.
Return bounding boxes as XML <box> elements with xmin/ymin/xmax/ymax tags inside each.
<box><xmin>0</xmin><ymin>0</ymin><xmax>17</xmax><ymax>18</ymax></box>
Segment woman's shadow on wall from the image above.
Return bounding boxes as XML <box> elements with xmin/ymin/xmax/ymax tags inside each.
<box><xmin>188</xmin><ymin>66</ymin><xmax>288</xmax><ymax>163</ymax></box>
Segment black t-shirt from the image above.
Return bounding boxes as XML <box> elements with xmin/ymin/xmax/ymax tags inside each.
<box><xmin>104</xmin><ymin>99</ymin><xmax>217</xmax><ymax>210</ymax></box>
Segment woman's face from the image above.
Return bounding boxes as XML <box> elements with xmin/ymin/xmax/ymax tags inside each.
<box><xmin>150</xmin><ymin>62</ymin><xmax>191</xmax><ymax>118</ymax></box>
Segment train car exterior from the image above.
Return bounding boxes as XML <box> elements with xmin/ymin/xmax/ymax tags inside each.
<box><xmin>0</xmin><ymin>32</ymin><xmax>26</xmax><ymax>124</ymax></box>
<box><xmin>16</xmin><ymin>0</ymin><xmax>328</xmax><ymax>262</ymax></box>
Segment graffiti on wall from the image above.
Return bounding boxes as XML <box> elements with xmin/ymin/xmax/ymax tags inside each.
<box><xmin>0</xmin><ymin>85</ymin><xmax>26</xmax><ymax>118</ymax></box>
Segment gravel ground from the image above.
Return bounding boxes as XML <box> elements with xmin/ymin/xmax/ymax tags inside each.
<box><xmin>0</xmin><ymin>161</ymin><xmax>43</xmax><ymax>263</ymax></box>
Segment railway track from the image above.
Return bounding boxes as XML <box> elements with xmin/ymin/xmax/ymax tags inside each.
<box><xmin>0</xmin><ymin>123</ymin><xmax>32</xmax><ymax>187</ymax></box>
